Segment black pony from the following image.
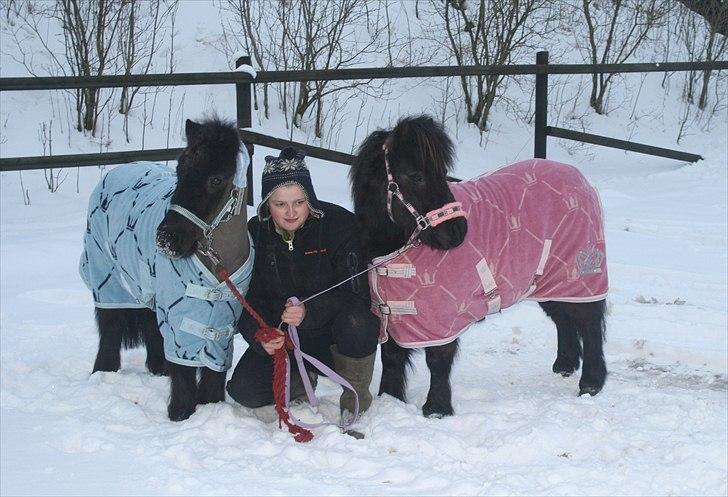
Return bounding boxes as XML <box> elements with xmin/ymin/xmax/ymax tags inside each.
<box><xmin>350</xmin><ymin>115</ymin><xmax>607</xmax><ymax>418</ymax></box>
<box><xmin>82</xmin><ymin>118</ymin><xmax>251</xmax><ymax>421</ymax></box>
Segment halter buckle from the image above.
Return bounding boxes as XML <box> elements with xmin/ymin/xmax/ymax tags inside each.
<box><xmin>415</xmin><ymin>215</ymin><xmax>431</xmax><ymax>230</ymax></box>
<box><xmin>197</xmin><ymin>242</ymin><xmax>221</xmax><ymax>267</ymax></box>
<box><xmin>387</xmin><ymin>182</ymin><xmax>399</xmax><ymax>193</ymax></box>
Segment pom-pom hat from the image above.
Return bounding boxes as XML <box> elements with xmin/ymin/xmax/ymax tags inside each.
<box><xmin>258</xmin><ymin>147</ymin><xmax>324</xmax><ymax>220</ymax></box>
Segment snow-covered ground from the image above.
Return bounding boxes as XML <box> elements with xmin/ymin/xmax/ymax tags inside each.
<box><xmin>1</xmin><ymin>3</ymin><xmax>727</xmax><ymax>496</ymax></box>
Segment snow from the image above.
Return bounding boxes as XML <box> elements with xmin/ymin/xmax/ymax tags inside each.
<box><xmin>1</xmin><ymin>2</ymin><xmax>727</xmax><ymax>496</ymax></box>
<box><xmin>233</xmin><ymin>64</ymin><xmax>257</xmax><ymax>79</ymax></box>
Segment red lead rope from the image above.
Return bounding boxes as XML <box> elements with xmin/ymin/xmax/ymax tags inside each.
<box><xmin>217</xmin><ymin>266</ymin><xmax>314</xmax><ymax>443</ymax></box>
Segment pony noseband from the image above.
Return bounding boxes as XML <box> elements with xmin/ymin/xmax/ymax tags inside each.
<box><xmin>382</xmin><ymin>142</ymin><xmax>466</xmax><ymax>245</ymax></box>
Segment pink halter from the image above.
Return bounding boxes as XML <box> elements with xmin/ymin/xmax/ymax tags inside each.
<box><xmin>382</xmin><ymin>142</ymin><xmax>466</xmax><ymax>245</ymax></box>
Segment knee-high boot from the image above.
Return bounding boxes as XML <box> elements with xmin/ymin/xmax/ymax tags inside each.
<box><xmin>330</xmin><ymin>345</ymin><xmax>375</xmax><ymax>415</ymax></box>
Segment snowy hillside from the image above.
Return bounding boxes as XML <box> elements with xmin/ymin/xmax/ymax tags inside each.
<box><xmin>1</xmin><ymin>1</ymin><xmax>726</xmax><ymax>496</ymax></box>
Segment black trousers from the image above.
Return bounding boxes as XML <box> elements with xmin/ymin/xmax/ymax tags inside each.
<box><xmin>226</xmin><ymin>301</ymin><xmax>379</xmax><ymax>408</ymax></box>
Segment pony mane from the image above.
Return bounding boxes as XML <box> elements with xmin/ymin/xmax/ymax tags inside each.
<box><xmin>350</xmin><ymin>128</ymin><xmax>401</xmax><ymax>259</ymax></box>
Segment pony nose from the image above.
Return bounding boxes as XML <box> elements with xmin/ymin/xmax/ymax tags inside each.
<box><xmin>156</xmin><ymin>224</ymin><xmax>183</xmax><ymax>257</ymax></box>
<box><xmin>160</xmin><ymin>227</ymin><xmax>179</xmax><ymax>245</ymax></box>
<box><xmin>425</xmin><ymin>217</ymin><xmax>468</xmax><ymax>250</ymax></box>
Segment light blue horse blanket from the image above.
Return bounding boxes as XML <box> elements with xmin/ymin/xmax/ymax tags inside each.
<box><xmin>79</xmin><ymin>162</ymin><xmax>254</xmax><ymax>371</ymax></box>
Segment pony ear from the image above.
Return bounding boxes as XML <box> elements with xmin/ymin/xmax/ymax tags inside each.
<box><xmin>185</xmin><ymin>119</ymin><xmax>202</xmax><ymax>142</ymax></box>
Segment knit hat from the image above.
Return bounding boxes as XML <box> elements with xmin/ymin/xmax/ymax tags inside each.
<box><xmin>258</xmin><ymin>147</ymin><xmax>324</xmax><ymax>220</ymax></box>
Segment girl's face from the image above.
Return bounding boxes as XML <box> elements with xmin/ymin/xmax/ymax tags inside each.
<box><xmin>267</xmin><ymin>184</ymin><xmax>310</xmax><ymax>234</ymax></box>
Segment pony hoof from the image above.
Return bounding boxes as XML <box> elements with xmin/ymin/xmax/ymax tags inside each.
<box><xmin>168</xmin><ymin>404</ymin><xmax>196</xmax><ymax>422</ymax></box>
<box><xmin>422</xmin><ymin>402</ymin><xmax>453</xmax><ymax>418</ymax></box>
<box><xmin>552</xmin><ymin>358</ymin><xmax>579</xmax><ymax>376</ymax></box>
<box><xmin>578</xmin><ymin>385</ymin><xmax>602</xmax><ymax>397</ymax></box>
<box><xmin>92</xmin><ymin>363</ymin><xmax>120</xmax><ymax>374</ymax></box>
<box><xmin>197</xmin><ymin>391</ymin><xmax>225</xmax><ymax>405</ymax></box>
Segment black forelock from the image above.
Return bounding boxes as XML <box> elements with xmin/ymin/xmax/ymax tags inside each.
<box><xmin>179</xmin><ymin>117</ymin><xmax>240</xmax><ymax>177</ymax></box>
<box><xmin>391</xmin><ymin>115</ymin><xmax>455</xmax><ymax>177</ymax></box>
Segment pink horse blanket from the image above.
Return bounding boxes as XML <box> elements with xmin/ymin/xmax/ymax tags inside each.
<box><xmin>369</xmin><ymin>159</ymin><xmax>608</xmax><ymax>348</ymax></box>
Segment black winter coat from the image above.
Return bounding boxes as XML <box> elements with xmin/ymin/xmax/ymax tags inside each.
<box><xmin>238</xmin><ymin>201</ymin><xmax>371</xmax><ymax>355</ymax></box>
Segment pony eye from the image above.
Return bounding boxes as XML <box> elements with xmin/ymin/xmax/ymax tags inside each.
<box><xmin>208</xmin><ymin>176</ymin><xmax>223</xmax><ymax>187</ymax></box>
<box><xmin>408</xmin><ymin>172</ymin><xmax>424</xmax><ymax>183</ymax></box>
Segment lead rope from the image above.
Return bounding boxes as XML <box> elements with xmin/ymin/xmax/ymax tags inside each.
<box><xmin>215</xmin><ymin>260</ymin><xmax>314</xmax><ymax>443</ymax></box>
<box><xmin>198</xmin><ymin>242</ymin><xmax>413</xmax><ymax>443</ymax></box>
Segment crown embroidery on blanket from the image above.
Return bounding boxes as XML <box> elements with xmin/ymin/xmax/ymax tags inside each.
<box><xmin>565</xmin><ymin>193</ymin><xmax>579</xmax><ymax>210</ymax></box>
<box><xmin>418</xmin><ymin>269</ymin><xmax>436</xmax><ymax>286</ymax></box>
<box><xmin>576</xmin><ymin>245</ymin><xmax>604</xmax><ymax>275</ymax></box>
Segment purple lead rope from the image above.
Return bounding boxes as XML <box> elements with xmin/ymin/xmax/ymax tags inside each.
<box><xmin>284</xmin><ymin>297</ymin><xmax>360</xmax><ymax>431</ymax></box>
<box><xmin>278</xmin><ymin>244</ymin><xmax>417</xmax><ymax>431</ymax></box>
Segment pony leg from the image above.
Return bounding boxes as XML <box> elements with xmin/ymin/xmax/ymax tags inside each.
<box><xmin>422</xmin><ymin>339</ymin><xmax>458</xmax><ymax>418</ymax></box>
<box><xmin>133</xmin><ymin>308</ymin><xmax>166</xmax><ymax>376</ymax></box>
<box><xmin>167</xmin><ymin>363</ymin><xmax>198</xmax><ymax>421</ymax></box>
<box><xmin>568</xmin><ymin>300</ymin><xmax>607</xmax><ymax>396</ymax></box>
<box><xmin>539</xmin><ymin>301</ymin><xmax>582</xmax><ymax>377</ymax></box>
<box><xmin>378</xmin><ymin>339</ymin><xmax>412</xmax><ymax>403</ymax></box>
<box><xmin>92</xmin><ymin>308</ymin><xmax>138</xmax><ymax>373</ymax></box>
<box><xmin>197</xmin><ymin>368</ymin><xmax>226</xmax><ymax>405</ymax></box>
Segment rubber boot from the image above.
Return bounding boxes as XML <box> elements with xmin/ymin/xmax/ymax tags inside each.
<box><xmin>330</xmin><ymin>345</ymin><xmax>375</xmax><ymax>416</ymax></box>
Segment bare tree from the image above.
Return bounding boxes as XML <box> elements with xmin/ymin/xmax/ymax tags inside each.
<box><xmin>4</xmin><ymin>0</ymin><xmax>127</xmax><ymax>135</ymax></box>
<box><xmin>59</xmin><ymin>0</ymin><xmax>126</xmax><ymax>134</ymax></box>
<box><xmin>219</xmin><ymin>0</ymin><xmax>271</xmax><ymax>118</ymax></box>
<box><xmin>282</xmin><ymin>0</ymin><xmax>387</xmax><ymax>138</ymax></box>
<box><xmin>675</xmin><ymin>2</ymin><xmax>728</xmax><ymax>110</ymax></box>
<box><xmin>580</xmin><ymin>0</ymin><xmax>669</xmax><ymax>114</ymax></box>
<box><xmin>433</xmin><ymin>0</ymin><xmax>556</xmax><ymax>131</ymax></box>
<box><xmin>1</xmin><ymin>0</ymin><xmax>177</xmax><ymax>136</ymax></box>
<box><xmin>117</xmin><ymin>0</ymin><xmax>177</xmax><ymax>142</ymax></box>
<box><xmin>678</xmin><ymin>0</ymin><xmax>728</xmax><ymax>36</ymax></box>
<box><xmin>219</xmin><ymin>0</ymin><xmax>387</xmax><ymax>140</ymax></box>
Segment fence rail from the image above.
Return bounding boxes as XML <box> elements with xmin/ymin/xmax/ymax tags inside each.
<box><xmin>1</xmin><ymin>61</ymin><xmax>726</xmax><ymax>91</ymax></box>
<box><xmin>1</xmin><ymin>56</ymin><xmax>725</xmax><ymax>176</ymax></box>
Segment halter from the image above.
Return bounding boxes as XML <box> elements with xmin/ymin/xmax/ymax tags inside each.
<box><xmin>382</xmin><ymin>142</ymin><xmax>466</xmax><ymax>246</ymax></box>
<box><xmin>168</xmin><ymin>186</ymin><xmax>243</xmax><ymax>244</ymax></box>
<box><xmin>168</xmin><ymin>144</ymin><xmax>249</xmax><ymax>256</ymax></box>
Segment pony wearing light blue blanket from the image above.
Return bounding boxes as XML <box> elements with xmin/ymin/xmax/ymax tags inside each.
<box><xmin>80</xmin><ymin>118</ymin><xmax>253</xmax><ymax>421</ymax></box>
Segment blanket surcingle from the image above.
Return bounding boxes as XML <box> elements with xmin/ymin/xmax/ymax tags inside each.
<box><xmin>79</xmin><ymin>162</ymin><xmax>254</xmax><ymax>371</ymax></box>
<box><xmin>370</xmin><ymin>158</ymin><xmax>608</xmax><ymax>348</ymax></box>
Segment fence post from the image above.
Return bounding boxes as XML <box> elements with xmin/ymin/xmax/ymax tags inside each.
<box><xmin>236</xmin><ymin>55</ymin><xmax>254</xmax><ymax>206</ymax></box>
<box><xmin>534</xmin><ymin>51</ymin><xmax>549</xmax><ymax>159</ymax></box>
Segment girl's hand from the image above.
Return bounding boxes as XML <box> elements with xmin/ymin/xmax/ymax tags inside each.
<box><xmin>262</xmin><ymin>329</ymin><xmax>285</xmax><ymax>355</ymax></box>
<box><xmin>281</xmin><ymin>302</ymin><xmax>306</xmax><ymax>327</ymax></box>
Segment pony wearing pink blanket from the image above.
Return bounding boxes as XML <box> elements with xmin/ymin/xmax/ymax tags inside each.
<box><xmin>351</xmin><ymin>115</ymin><xmax>608</xmax><ymax>418</ymax></box>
